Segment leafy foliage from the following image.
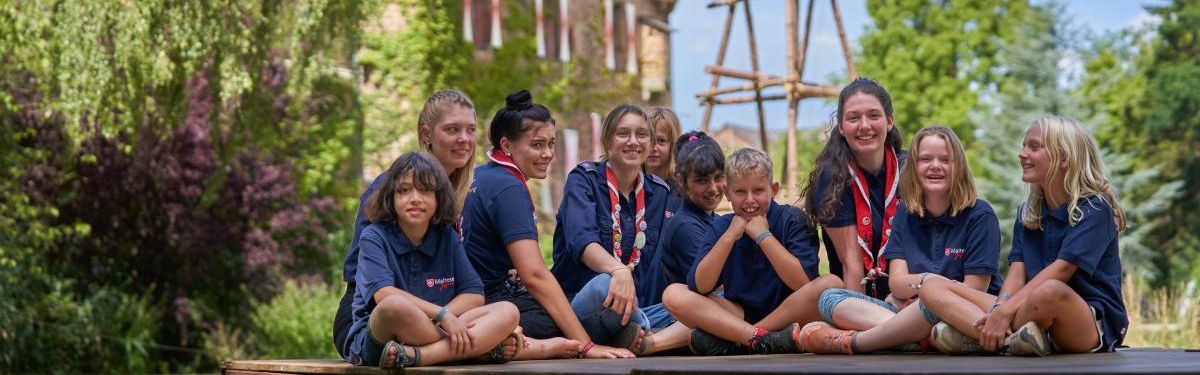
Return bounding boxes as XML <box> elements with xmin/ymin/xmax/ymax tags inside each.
<box><xmin>858</xmin><ymin>0</ymin><xmax>1033</xmax><ymax>142</ymax></box>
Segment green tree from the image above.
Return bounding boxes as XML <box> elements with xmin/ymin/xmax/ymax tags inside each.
<box><xmin>858</xmin><ymin>0</ymin><xmax>1033</xmax><ymax>142</ymax></box>
<box><xmin>1076</xmin><ymin>0</ymin><xmax>1200</xmax><ymax>286</ymax></box>
<box><xmin>974</xmin><ymin>2</ymin><xmax>1183</xmax><ymax>281</ymax></box>
<box><xmin>1137</xmin><ymin>0</ymin><xmax>1200</xmax><ymax>286</ymax></box>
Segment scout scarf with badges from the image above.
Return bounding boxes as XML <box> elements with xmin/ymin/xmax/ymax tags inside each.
<box><xmin>605</xmin><ymin>164</ymin><xmax>646</xmax><ymax>270</ymax></box>
<box><xmin>848</xmin><ymin>147</ymin><xmax>899</xmax><ymax>289</ymax></box>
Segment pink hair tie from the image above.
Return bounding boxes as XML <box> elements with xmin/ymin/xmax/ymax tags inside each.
<box><xmin>688</xmin><ymin>135</ymin><xmax>699</xmax><ymax>142</ymax></box>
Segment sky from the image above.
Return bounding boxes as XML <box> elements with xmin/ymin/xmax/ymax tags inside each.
<box><xmin>667</xmin><ymin>0</ymin><xmax>1166</xmax><ymax>133</ymax></box>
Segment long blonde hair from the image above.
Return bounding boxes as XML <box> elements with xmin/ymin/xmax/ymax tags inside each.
<box><xmin>1020</xmin><ymin>116</ymin><xmax>1127</xmax><ymax>232</ymax></box>
<box><xmin>645</xmin><ymin>106</ymin><xmax>681</xmax><ymax>180</ymax></box>
<box><xmin>418</xmin><ymin>89</ymin><xmax>476</xmax><ymax>213</ymax></box>
<box><xmin>898</xmin><ymin>126</ymin><xmax>976</xmax><ymax>217</ymax></box>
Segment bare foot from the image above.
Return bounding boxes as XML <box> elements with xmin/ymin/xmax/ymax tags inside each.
<box><xmin>501</xmin><ymin>333</ymin><xmax>520</xmax><ymax>359</ymax></box>
<box><xmin>513</xmin><ymin>337</ymin><xmax>582</xmax><ymax>360</ymax></box>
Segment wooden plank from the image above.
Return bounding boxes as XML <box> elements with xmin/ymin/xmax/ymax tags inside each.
<box><xmin>222</xmin><ymin>349</ymin><xmax>1200</xmax><ymax>375</ymax></box>
<box><xmin>222</xmin><ymin>359</ymin><xmax>382</xmax><ymax>375</ymax></box>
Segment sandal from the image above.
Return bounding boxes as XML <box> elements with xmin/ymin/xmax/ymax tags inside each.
<box><xmin>465</xmin><ymin>331</ymin><xmax>524</xmax><ymax>364</ymax></box>
<box><xmin>379</xmin><ymin>340</ymin><xmax>421</xmax><ymax>369</ymax></box>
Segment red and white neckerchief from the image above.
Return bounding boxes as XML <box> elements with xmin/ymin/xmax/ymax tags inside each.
<box><xmin>605</xmin><ymin>164</ymin><xmax>646</xmax><ymax>270</ymax></box>
<box><xmin>847</xmin><ymin>147</ymin><xmax>900</xmax><ymax>288</ymax></box>
<box><xmin>488</xmin><ymin>149</ymin><xmax>536</xmax><ymax>238</ymax></box>
<box><xmin>488</xmin><ymin>149</ymin><xmax>527</xmax><ymax>182</ymax></box>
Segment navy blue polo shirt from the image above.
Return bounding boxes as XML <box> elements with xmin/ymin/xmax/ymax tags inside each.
<box><xmin>686</xmin><ymin>201</ymin><xmax>820</xmax><ymax>323</ymax></box>
<box><xmin>812</xmin><ymin>149</ymin><xmax>906</xmax><ymax>298</ymax></box>
<box><xmin>551</xmin><ymin>161</ymin><xmax>671</xmax><ymax>304</ymax></box>
<box><xmin>882</xmin><ymin>200</ymin><xmax>1003</xmax><ymax>294</ymax></box>
<box><xmin>642</xmin><ymin>199</ymin><xmax>717</xmax><ymax>305</ymax></box>
<box><xmin>1008</xmin><ymin>196</ymin><xmax>1127</xmax><ymax>349</ymax></box>
<box><xmin>342</xmin><ymin>173</ymin><xmax>386</xmax><ymax>283</ymax></box>
<box><xmin>462</xmin><ymin>162</ymin><xmax>540</xmax><ymax>296</ymax></box>
<box><xmin>348</xmin><ymin>222</ymin><xmax>484</xmax><ymax>348</ymax></box>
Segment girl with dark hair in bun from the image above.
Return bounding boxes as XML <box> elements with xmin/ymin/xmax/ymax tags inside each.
<box><xmin>462</xmin><ymin>90</ymin><xmax>635</xmax><ymax>359</ymax></box>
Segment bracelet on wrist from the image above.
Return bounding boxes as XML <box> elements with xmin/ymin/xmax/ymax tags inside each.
<box><xmin>754</xmin><ymin>231</ymin><xmax>773</xmax><ymax>245</ymax></box>
<box><xmin>914</xmin><ymin>272</ymin><xmax>930</xmax><ymax>290</ymax></box>
<box><xmin>578</xmin><ymin>340</ymin><xmax>595</xmax><ymax>358</ymax></box>
<box><xmin>435</xmin><ymin>306</ymin><xmax>449</xmax><ymax>322</ymax></box>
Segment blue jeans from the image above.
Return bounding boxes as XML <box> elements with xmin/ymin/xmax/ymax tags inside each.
<box><xmin>571</xmin><ymin>274</ymin><xmax>651</xmax><ymax>345</ymax></box>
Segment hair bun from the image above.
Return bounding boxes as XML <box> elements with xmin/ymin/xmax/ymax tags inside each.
<box><xmin>505</xmin><ymin>90</ymin><xmax>534</xmax><ymax>111</ymax></box>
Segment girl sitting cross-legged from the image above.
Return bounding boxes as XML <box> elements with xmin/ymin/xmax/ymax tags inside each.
<box><xmin>345</xmin><ymin>152</ymin><xmax>522</xmax><ymax>369</ymax></box>
<box><xmin>798</xmin><ymin>126</ymin><xmax>1002</xmax><ymax>354</ymax></box>
<box><xmin>913</xmin><ymin>116</ymin><xmax>1128</xmax><ymax>356</ymax></box>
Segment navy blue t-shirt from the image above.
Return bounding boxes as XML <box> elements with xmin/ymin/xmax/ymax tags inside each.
<box><xmin>341</xmin><ymin>173</ymin><xmax>386</xmax><ymax>283</ymax></box>
<box><xmin>687</xmin><ymin>201</ymin><xmax>820</xmax><ymax>323</ymax></box>
<box><xmin>551</xmin><ymin>161</ymin><xmax>671</xmax><ymax>304</ymax></box>
<box><xmin>1007</xmin><ymin>196</ymin><xmax>1127</xmax><ymax>350</ymax></box>
<box><xmin>882</xmin><ymin>200</ymin><xmax>1003</xmax><ymax>294</ymax></box>
<box><xmin>642</xmin><ymin>199</ymin><xmax>717</xmax><ymax>305</ymax></box>
<box><xmin>812</xmin><ymin>149</ymin><xmax>905</xmax><ymax>298</ymax></box>
<box><xmin>348</xmin><ymin>222</ymin><xmax>484</xmax><ymax>352</ymax></box>
<box><xmin>461</xmin><ymin>162</ymin><xmax>541</xmax><ymax>296</ymax></box>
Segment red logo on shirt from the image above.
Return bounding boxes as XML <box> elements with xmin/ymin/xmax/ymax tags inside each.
<box><xmin>944</xmin><ymin>248</ymin><xmax>966</xmax><ymax>260</ymax></box>
<box><xmin>426</xmin><ymin>277</ymin><xmax>456</xmax><ymax>291</ymax></box>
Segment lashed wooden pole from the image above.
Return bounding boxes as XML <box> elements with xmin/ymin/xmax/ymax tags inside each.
<box><xmin>831</xmin><ymin>0</ymin><xmax>857</xmax><ymax>79</ymax></box>
<box><xmin>700</xmin><ymin>1</ymin><xmax>738</xmax><ymax>133</ymax></box>
<box><xmin>743</xmin><ymin>2</ymin><xmax>770</xmax><ymax>153</ymax></box>
<box><xmin>785</xmin><ymin>0</ymin><xmax>799</xmax><ymax>196</ymax></box>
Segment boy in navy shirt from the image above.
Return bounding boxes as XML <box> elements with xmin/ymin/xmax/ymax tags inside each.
<box><xmin>345</xmin><ymin>152</ymin><xmax>520</xmax><ymax>369</ymax></box>
<box><xmin>800</xmin><ymin>126</ymin><xmax>1002</xmax><ymax>354</ymax></box>
<box><xmin>914</xmin><ymin>116</ymin><xmax>1128</xmax><ymax>356</ymax></box>
<box><xmin>661</xmin><ymin>148</ymin><xmax>842</xmax><ymax>356</ymax></box>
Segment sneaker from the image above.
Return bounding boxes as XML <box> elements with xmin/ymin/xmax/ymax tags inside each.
<box><xmin>797</xmin><ymin>321</ymin><xmax>854</xmax><ymax>355</ymax></box>
<box><xmin>688</xmin><ymin>329</ymin><xmax>751</xmax><ymax>356</ymax></box>
<box><xmin>929</xmin><ymin>322</ymin><xmax>984</xmax><ymax>355</ymax></box>
<box><xmin>750</xmin><ymin>323</ymin><xmax>800</xmax><ymax>354</ymax></box>
<box><xmin>1004</xmin><ymin>321</ymin><xmax>1052</xmax><ymax>357</ymax></box>
<box><xmin>889</xmin><ymin>337</ymin><xmax>933</xmax><ymax>353</ymax></box>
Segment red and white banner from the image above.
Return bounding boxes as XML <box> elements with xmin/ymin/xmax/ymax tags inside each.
<box><xmin>463</xmin><ymin>0</ymin><xmax>473</xmax><ymax>43</ymax></box>
<box><xmin>625</xmin><ymin>2</ymin><xmax>637</xmax><ymax>74</ymax></box>
<box><xmin>490</xmin><ymin>0</ymin><xmax>503</xmax><ymax>48</ymax></box>
<box><xmin>559</xmin><ymin>0</ymin><xmax>570</xmax><ymax>62</ymax></box>
<box><xmin>535</xmin><ymin>0</ymin><xmax>545</xmax><ymax>57</ymax></box>
<box><xmin>604</xmin><ymin>0</ymin><xmax>615</xmax><ymax>70</ymax></box>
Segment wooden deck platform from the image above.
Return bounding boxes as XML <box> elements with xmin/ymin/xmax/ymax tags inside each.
<box><xmin>223</xmin><ymin>349</ymin><xmax>1200</xmax><ymax>375</ymax></box>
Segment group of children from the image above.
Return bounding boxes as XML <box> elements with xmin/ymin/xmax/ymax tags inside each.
<box><xmin>331</xmin><ymin>79</ymin><xmax>1129</xmax><ymax>369</ymax></box>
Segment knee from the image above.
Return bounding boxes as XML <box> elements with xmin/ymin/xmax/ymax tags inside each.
<box><xmin>662</xmin><ymin>283</ymin><xmax>692</xmax><ymax>315</ymax></box>
<box><xmin>581</xmin><ymin>273</ymin><xmax>613</xmax><ymax>295</ymax></box>
<box><xmin>491</xmin><ymin>301</ymin><xmax>521</xmax><ymax>328</ymax></box>
<box><xmin>374</xmin><ymin>295</ymin><xmax>422</xmax><ymax>324</ymax></box>
<box><xmin>590</xmin><ymin>273</ymin><xmax>613</xmax><ymax>286</ymax></box>
<box><xmin>816</xmin><ymin>274</ymin><xmax>843</xmax><ymax>289</ymax></box>
<box><xmin>817</xmin><ymin>288</ymin><xmax>851</xmax><ymax>322</ymax></box>
<box><xmin>1029</xmin><ymin>279</ymin><xmax>1073</xmax><ymax>304</ymax></box>
<box><xmin>916</xmin><ymin>275</ymin><xmax>953</xmax><ymax>300</ymax></box>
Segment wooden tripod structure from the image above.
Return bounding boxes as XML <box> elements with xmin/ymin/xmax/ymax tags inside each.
<box><xmin>697</xmin><ymin>0</ymin><xmax>857</xmax><ymax>195</ymax></box>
